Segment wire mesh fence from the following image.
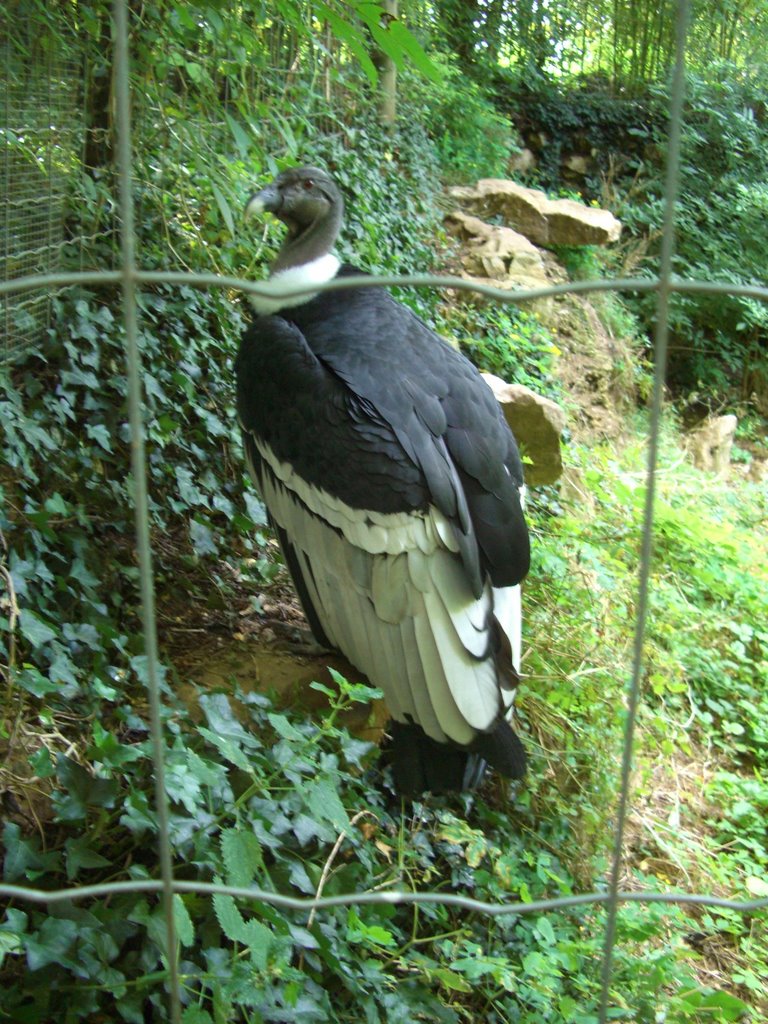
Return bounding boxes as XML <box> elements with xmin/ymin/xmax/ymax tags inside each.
<box><xmin>0</xmin><ymin>20</ymin><xmax>85</xmax><ymax>363</ymax></box>
<box><xmin>1</xmin><ymin>1</ymin><xmax>767</xmax><ymax>1022</ymax></box>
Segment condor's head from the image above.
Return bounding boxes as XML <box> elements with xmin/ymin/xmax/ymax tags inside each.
<box><xmin>245</xmin><ymin>166</ymin><xmax>343</xmax><ymax>273</ymax></box>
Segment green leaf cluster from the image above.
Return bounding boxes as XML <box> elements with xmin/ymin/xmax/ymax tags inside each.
<box><xmin>615</xmin><ymin>73</ymin><xmax>768</xmax><ymax>399</ymax></box>
<box><xmin>450</xmin><ymin>304</ymin><xmax>562</xmax><ymax>398</ymax></box>
<box><xmin>4</xmin><ymin>668</ymin><xmax>757</xmax><ymax>1022</ymax></box>
<box><xmin>0</xmin><ymin>284</ymin><xmax>259</xmax><ymax>707</ymax></box>
<box><xmin>521</xmin><ymin>430</ymin><xmax>768</xmax><ymax>1018</ymax></box>
<box><xmin>403</xmin><ymin>53</ymin><xmax>521</xmax><ymax>182</ymax></box>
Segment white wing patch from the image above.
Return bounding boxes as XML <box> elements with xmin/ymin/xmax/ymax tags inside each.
<box><xmin>255</xmin><ymin>439</ymin><xmax>459</xmax><ymax>556</ymax></box>
<box><xmin>249</xmin><ymin>439</ymin><xmax>523</xmax><ymax>746</ymax></box>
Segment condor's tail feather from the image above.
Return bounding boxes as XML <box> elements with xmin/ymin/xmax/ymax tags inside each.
<box><xmin>383</xmin><ymin>718</ymin><xmax>526</xmax><ymax>796</ymax></box>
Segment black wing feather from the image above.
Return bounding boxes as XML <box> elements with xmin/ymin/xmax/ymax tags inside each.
<box><xmin>279</xmin><ymin>270</ymin><xmax>530</xmax><ymax>587</ymax></box>
<box><xmin>236</xmin><ymin>313</ymin><xmax>429</xmax><ymax>514</ymax></box>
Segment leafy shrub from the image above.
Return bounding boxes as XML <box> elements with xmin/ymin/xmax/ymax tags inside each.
<box><xmin>0</xmin><ymin>286</ymin><xmax>252</xmax><ymax>715</ymax></box>
<box><xmin>608</xmin><ymin>73</ymin><xmax>768</xmax><ymax>400</ymax></box>
<box><xmin>2</xmin><ymin>666</ymin><xmax>758</xmax><ymax>1023</ymax></box>
<box><xmin>444</xmin><ymin>303</ymin><xmax>561</xmax><ymax>396</ymax></box>
<box><xmin>527</xmin><ymin>434</ymin><xmax>768</xmax><ymax>1018</ymax></box>
<box><xmin>404</xmin><ymin>54</ymin><xmax>520</xmax><ymax>182</ymax></box>
<box><xmin>494</xmin><ymin>73</ymin><xmax>666</xmax><ymax>196</ymax></box>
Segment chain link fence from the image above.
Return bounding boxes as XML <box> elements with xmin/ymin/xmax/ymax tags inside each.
<box><xmin>0</xmin><ymin>1</ymin><xmax>766</xmax><ymax>1022</ymax></box>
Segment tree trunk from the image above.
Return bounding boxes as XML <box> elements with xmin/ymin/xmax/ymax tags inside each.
<box><xmin>83</xmin><ymin>9</ymin><xmax>114</xmax><ymax>171</ymax></box>
<box><xmin>485</xmin><ymin>0</ymin><xmax>504</xmax><ymax>65</ymax></box>
<box><xmin>379</xmin><ymin>0</ymin><xmax>398</xmax><ymax>125</ymax></box>
<box><xmin>440</xmin><ymin>0</ymin><xmax>479</xmax><ymax>70</ymax></box>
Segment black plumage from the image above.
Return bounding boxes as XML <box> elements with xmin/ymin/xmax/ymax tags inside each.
<box><xmin>236</xmin><ymin>166</ymin><xmax>530</xmax><ymax>794</ymax></box>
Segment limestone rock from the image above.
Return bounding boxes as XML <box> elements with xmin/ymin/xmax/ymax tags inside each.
<box><xmin>448</xmin><ymin>178</ymin><xmax>621</xmax><ymax>248</ymax></box>
<box><xmin>482</xmin><ymin>374</ymin><xmax>566</xmax><ymax>485</ymax></box>
<box><xmin>445</xmin><ymin>211</ymin><xmax>542</xmax><ymax>277</ymax></box>
<box><xmin>687</xmin><ymin>415</ymin><xmax>738</xmax><ymax>475</ymax></box>
<box><xmin>509</xmin><ymin>147</ymin><xmax>537</xmax><ymax>175</ymax></box>
<box><xmin>476</xmin><ymin>180</ymin><xmax>549</xmax><ymax>245</ymax></box>
<box><xmin>545</xmin><ymin>197</ymin><xmax>621</xmax><ymax>246</ymax></box>
<box><xmin>562</xmin><ymin>154</ymin><xmax>592</xmax><ymax>178</ymax></box>
<box><xmin>444</xmin><ymin>210</ymin><xmax>553</xmax><ymax>318</ymax></box>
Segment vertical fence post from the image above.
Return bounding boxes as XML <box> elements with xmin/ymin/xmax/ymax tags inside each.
<box><xmin>112</xmin><ymin>0</ymin><xmax>182</xmax><ymax>1019</ymax></box>
<box><xmin>596</xmin><ymin>1</ymin><xmax>691</xmax><ymax>1018</ymax></box>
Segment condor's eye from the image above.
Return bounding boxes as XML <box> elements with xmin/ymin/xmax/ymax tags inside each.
<box><xmin>302</xmin><ymin>178</ymin><xmax>315</xmax><ymax>190</ymax></box>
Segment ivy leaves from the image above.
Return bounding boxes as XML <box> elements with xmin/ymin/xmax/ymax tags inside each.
<box><xmin>0</xmin><ymin>285</ymin><xmax>254</xmax><ymax>716</ymax></box>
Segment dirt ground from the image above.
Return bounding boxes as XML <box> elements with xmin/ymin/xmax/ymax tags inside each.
<box><xmin>165</xmin><ymin>567</ymin><xmax>388</xmax><ymax>742</ymax></box>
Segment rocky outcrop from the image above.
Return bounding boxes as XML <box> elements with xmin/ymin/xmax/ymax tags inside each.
<box><xmin>448</xmin><ymin>179</ymin><xmax>621</xmax><ymax>248</ymax></box>
<box><xmin>482</xmin><ymin>375</ymin><xmax>566</xmax><ymax>485</ymax></box>
<box><xmin>445</xmin><ymin>211</ymin><xmax>544</xmax><ymax>281</ymax></box>
<box><xmin>446</xmin><ymin>177</ymin><xmax>636</xmax><ymax>446</ymax></box>
<box><xmin>444</xmin><ymin>210</ymin><xmax>554</xmax><ymax>318</ymax></box>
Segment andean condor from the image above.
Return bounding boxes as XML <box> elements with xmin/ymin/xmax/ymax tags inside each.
<box><xmin>236</xmin><ymin>165</ymin><xmax>530</xmax><ymax>794</ymax></box>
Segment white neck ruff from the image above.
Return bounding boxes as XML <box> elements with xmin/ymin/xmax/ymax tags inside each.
<box><xmin>249</xmin><ymin>254</ymin><xmax>341</xmax><ymax>315</ymax></box>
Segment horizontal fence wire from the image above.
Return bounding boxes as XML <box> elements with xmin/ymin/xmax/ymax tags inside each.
<box><xmin>1</xmin><ymin>266</ymin><xmax>768</xmax><ymax>305</ymax></box>
<box><xmin>2</xmin><ymin>0</ymin><xmax>767</xmax><ymax>1021</ymax></box>
<box><xmin>1</xmin><ymin>879</ymin><xmax>767</xmax><ymax>916</ymax></box>
<box><xmin>3</xmin><ymin>268</ymin><xmax>768</xmax><ymax>306</ymax></box>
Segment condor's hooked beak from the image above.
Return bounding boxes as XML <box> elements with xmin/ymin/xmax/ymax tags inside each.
<box><xmin>244</xmin><ymin>183</ymin><xmax>281</xmax><ymax>221</ymax></box>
